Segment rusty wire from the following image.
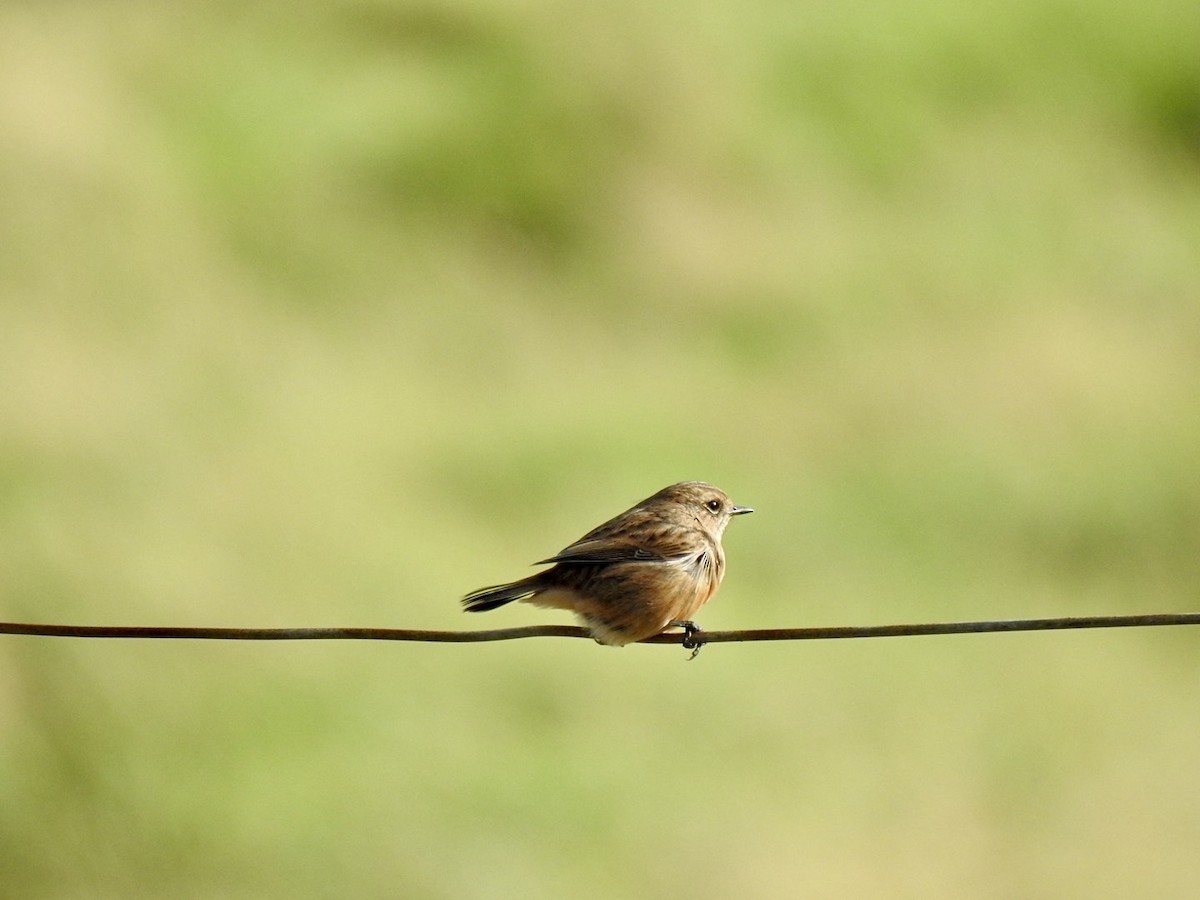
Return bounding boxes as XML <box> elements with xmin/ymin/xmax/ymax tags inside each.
<box><xmin>1</xmin><ymin>613</ymin><xmax>1198</xmax><ymax>650</ymax></box>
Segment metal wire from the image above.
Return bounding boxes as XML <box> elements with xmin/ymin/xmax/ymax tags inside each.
<box><xmin>2</xmin><ymin>613</ymin><xmax>1198</xmax><ymax>648</ymax></box>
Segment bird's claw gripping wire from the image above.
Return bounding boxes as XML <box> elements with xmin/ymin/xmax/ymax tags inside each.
<box><xmin>670</xmin><ymin>620</ymin><xmax>706</xmax><ymax>660</ymax></box>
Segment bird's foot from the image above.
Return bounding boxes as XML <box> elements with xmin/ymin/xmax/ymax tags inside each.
<box><xmin>669</xmin><ymin>619</ymin><xmax>706</xmax><ymax>660</ymax></box>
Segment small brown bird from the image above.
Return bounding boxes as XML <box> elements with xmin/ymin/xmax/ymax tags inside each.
<box><xmin>462</xmin><ymin>481</ymin><xmax>753</xmax><ymax>646</ymax></box>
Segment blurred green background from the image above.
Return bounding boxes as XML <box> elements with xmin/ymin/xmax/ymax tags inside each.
<box><xmin>2</xmin><ymin>0</ymin><xmax>1199</xmax><ymax>896</ymax></box>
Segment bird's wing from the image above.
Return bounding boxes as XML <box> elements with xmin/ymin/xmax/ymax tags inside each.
<box><xmin>535</xmin><ymin>525</ymin><xmax>701</xmax><ymax>566</ymax></box>
<box><xmin>535</xmin><ymin>541</ymin><xmax>661</xmax><ymax>565</ymax></box>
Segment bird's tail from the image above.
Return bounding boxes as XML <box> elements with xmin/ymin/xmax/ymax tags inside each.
<box><xmin>462</xmin><ymin>574</ymin><xmax>543</xmax><ymax>613</ymax></box>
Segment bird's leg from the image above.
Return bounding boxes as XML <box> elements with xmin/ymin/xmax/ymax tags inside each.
<box><xmin>669</xmin><ymin>619</ymin><xmax>706</xmax><ymax>660</ymax></box>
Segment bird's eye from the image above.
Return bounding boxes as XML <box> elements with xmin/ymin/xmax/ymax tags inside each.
<box><xmin>705</xmin><ymin>499</ymin><xmax>722</xmax><ymax>512</ymax></box>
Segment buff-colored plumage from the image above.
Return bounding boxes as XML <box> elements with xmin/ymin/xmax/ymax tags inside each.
<box><xmin>462</xmin><ymin>482</ymin><xmax>753</xmax><ymax>645</ymax></box>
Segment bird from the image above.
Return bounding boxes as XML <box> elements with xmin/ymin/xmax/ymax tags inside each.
<box><xmin>462</xmin><ymin>481</ymin><xmax>753</xmax><ymax>648</ymax></box>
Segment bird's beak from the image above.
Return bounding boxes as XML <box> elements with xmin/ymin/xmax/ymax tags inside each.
<box><xmin>730</xmin><ymin>505</ymin><xmax>754</xmax><ymax>515</ymax></box>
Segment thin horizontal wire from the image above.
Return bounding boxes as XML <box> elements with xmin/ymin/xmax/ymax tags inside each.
<box><xmin>1</xmin><ymin>613</ymin><xmax>1198</xmax><ymax>647</ymax></box>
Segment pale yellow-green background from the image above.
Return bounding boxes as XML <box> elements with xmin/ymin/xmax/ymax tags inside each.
<box><xmin>2</xmin><ymin>1</ymin><xmax>1199</xmax><ymax>897</ymax></box>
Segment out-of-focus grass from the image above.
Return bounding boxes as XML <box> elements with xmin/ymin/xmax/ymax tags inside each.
<box><xmin>1</xmin><ymin>0</ymin><xmax>1199</xmax><ymax>897</ymax></box>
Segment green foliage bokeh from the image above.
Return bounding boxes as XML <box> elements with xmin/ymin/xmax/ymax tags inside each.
<box><xmin>1</xmin><ymin>1</ymin><xmax>1199</xmax><ymax>897</ymax></box>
